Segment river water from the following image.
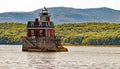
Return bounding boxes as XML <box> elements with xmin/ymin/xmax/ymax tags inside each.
<box><xmin>0</xmin><ymin>45</ymin><xmax>120</xmax><ymax>69</ymax></box>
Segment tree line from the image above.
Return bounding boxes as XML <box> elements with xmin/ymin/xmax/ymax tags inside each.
<box><xmin>0</xmin><ymin>22</ymin><xmax>120</xmax><ymax>46</ymax></box>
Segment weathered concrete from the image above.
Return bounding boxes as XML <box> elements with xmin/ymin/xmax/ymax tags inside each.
<box><xmin>22</xmin><ymin>36</ymin><xmax>68</xmax><ymax>52</ymax></box>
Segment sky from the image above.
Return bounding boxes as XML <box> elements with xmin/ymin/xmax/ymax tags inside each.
<box><xmin>0</xmin><ymin>0</ymin><xmax>119</xmax><ymax>13</ymax></box>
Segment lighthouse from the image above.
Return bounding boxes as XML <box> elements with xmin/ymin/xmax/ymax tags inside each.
<box><xmin>22</xmin><ymin>7</ymin><xmax>68</xmax><ymax>52</ymax></box>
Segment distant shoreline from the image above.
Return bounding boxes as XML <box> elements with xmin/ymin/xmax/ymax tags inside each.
<box><xmin>0</xmin><ymin>44</ymin><xmax>21</xmax><ymax>45</ymax></box>
<box><xmin>62</xmin><ymin>44</ymin><xmax>120</xmax><ymax>47</ymax></box>
<box><xmin>0</xmin><ymin>44</ymin><xmax>120</xmax><ymax>47</ymax></box>
<box><xmin>66</xmin><ymin>45</ymin><xmax>120</xmax><ymax>47</ymax></box>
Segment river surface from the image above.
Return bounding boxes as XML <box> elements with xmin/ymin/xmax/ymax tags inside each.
<box><xmin>0</xmin><ymin>45</ymin><xmax>120</xmax><ymax>69</ymax></box>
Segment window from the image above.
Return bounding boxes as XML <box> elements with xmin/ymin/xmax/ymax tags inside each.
<box><xmin>39</xmin><ymin>30</ymin><xmax>43</xmax><ymax>36</ymax></box>
<box><xmin>48</xmin><ymin>22</ymin><xmax>50</xmax><ymax>27</ymax></box>
<box><xmin>48</xmin><ymin>30</ymin><xmax>50</xmax><ymax>37</ymax></box>
<box><xmin>28</xmin><ymin>22</ymin><xmax>31</xmax><ymax>26</ymax></box>
<box><xmin>51</xmin><ymin>22</ymin><xmax>54</xmax><ymax>27</ymax></box>
<box><xmin>31</xmin><ymin>30</ymin><xmax>34</xmax><ymax>35</ymax></box>
<box><xmin>42</xmin><ymin>22</ymin><xmax>46</xmax><ymax>27</ymax></box>
<box><xmin>39</xmin><ymin>22</ymin><xmax>42</xmax><ymax>27</ymax></box>
<box><xmin>42</xmin><ymin>17</ymin><xmax>46</xmax><ymax>21</ymax></box>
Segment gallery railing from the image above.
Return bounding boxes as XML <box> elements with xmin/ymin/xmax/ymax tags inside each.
<box><xmin>27</xmin><ymin>25</ymin><xmax>54</xmax><ymax>28</ymax></box>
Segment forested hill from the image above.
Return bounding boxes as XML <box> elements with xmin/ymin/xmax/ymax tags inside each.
<box><xmin>0</xmin><ymin>7</ymin><xmax>120</xmax><ymax>24</ymax></box>
<box><xmin>0</xmin><ymin>22</ymin><xmax>120</xmax><ymax>45</ymax></box>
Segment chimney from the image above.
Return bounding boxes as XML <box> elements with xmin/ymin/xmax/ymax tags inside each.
<box><xmin>35</xmin><ymin>18</ymin><xmax>39</xmax><ymax>25</ymax></box>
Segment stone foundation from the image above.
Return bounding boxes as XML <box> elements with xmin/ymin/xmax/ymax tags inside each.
<box><xmin>22</xmin><ymin>36</ymin><xmax>68</xmax><ymax>52</ymax></box>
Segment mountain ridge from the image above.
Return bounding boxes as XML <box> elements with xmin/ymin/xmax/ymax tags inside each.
<box><xmin>0</xmin><ymin>7</ymin><xmax>120</xmax><ymax>24</ymax></box>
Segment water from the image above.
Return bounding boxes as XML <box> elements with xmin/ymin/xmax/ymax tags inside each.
<box><xmin>0</xmin><ymin>45</ymin><xmax>120</xmax><ymax>69</ymax></box>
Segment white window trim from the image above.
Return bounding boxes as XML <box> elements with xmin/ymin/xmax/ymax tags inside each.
<box><xmin>39</xmin><ymin>30</ymin><xmax>43</xmax><ymax>36</ymax></box>
<box><xmin>31</xmin><ymin>22</ymin><xmax>34</xmax><ymax>26</ymax></box>
<box><xmin>39</xmin><ymin>22</ymin><xmax>42</xmax><ymax>26</ymax></box>
<box><xmin>31</xmin><ymin>30</ymin><xmax>34</xmax><ymax>35</ymax></box>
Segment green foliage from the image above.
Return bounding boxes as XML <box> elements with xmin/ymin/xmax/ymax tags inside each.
<box><xmin>0</xmin><ymin>22</ymin><xmax>120</xmax><ymax>45</ymax></box>
<box><xmin>0</xmin><ymin>22</ymin><xmax>26</xmax><ymax>44</ymax></box>
<box><xmin>55</xmin><ymin>22</ymin><xmax>120</xmax><ymax>45</ymax></box>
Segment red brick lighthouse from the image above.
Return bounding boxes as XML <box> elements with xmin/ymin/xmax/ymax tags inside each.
<box><xmin>27</xmin><ymin>7</ymin><xmax>55</xmax><ymax>38</ymax></box>
<box><xmin>22</xmin><ymin>7</ymin><xmax>68</xmax><ymax>52</ymax></box>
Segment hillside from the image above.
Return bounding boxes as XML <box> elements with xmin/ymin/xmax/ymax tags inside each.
<box><xmin>0</xmin><ymin>7</ymin><xmax>120</xmax><ymax>24</ymax></box>
<box><xmin>0</xmin><ymin>22</ymin><xmax>120</xmax><ymax>45</ymax></box>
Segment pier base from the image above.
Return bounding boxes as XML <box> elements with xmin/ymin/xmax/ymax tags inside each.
<box><xmin>22</xmin><ymin>36</ymin><xmax>68</xmax><ymax>52</ymax></box>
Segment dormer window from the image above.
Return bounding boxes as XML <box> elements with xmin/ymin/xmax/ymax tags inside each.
<box><xmin>48</xmin><ymin>22</ymin><xmax>50</xmax><ymax>27</ymax></box>
<box><xmin>51</xmin><ymin>22</ymin><xmax>54</xmax><ymax>27</ymax></box>
<box><xmin>27</xmin><ymin>22</ymin><xmax>31</xmax><ymax>27</ymax></box>
<box><xmin>31</xmin><ymin>22</ymin><xmax>34</xmax><ymax>26</ymax></box>
<box><xmin>46</xmin><ymin>22</ymin><xmax>48</xmax><ymax>27</ymax></box>
<box><xmin>39</xmin><ymin>22</ymin><xmax>42</xmax><ymax>27</ymax></box>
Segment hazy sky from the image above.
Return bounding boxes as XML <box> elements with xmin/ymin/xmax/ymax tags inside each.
<box><xmin>0</xmin><ymin>0</ymin><xmax>119</xmax><ymax>13</ymax></box>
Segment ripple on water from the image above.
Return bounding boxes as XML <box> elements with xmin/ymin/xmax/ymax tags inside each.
<box><xmin>1</xmin><ymin>45</ymin><xmax>120</xmax><ymax>69</ymax></box>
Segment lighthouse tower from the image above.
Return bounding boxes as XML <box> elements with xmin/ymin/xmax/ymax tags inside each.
<box><xmin>22</xmin><ymin>7</ymin><xmax>68</xmax><ymax>52</ymax></box>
